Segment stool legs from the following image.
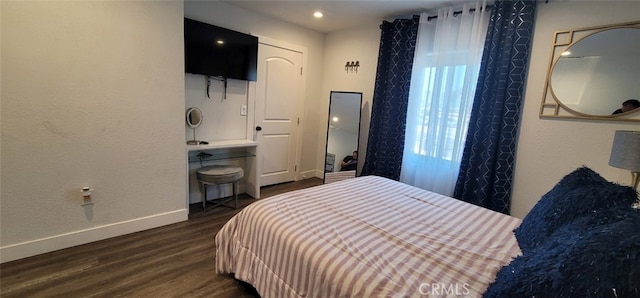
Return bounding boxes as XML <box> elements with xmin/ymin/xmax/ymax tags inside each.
<box><xmin>201</xmin><ymin>183</ymin><xmax>208</xmax><ymax>212</ymax></box>
<box><xmin>232</xmin><ymin>181</ymin><xmax>238</xmax><ymax>209</ymax></box>
<box><xmin>201</xmin><ymin>182</ymin><xmax>238</xmax><ymax>212</ymax></box>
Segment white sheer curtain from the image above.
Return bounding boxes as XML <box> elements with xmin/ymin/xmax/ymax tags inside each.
<box><xmin>400</xmin><ymin>3</ymin><xmax>489</xmax><ymax>196</ymax></box>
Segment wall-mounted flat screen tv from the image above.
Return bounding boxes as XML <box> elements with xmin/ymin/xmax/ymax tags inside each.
<box><xmin>184</xmin><ymin>18</ymin><xmax>258</xmax><ymax>81</ymax></box>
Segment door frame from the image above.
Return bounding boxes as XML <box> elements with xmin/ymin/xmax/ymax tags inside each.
<box><xmin>252</xmin><ymin>35</ymin><xmax>308</xmax><ymax>184</ymax></box>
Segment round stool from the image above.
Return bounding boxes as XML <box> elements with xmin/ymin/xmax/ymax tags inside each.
<box><xmin>196</xmin><ymin>165</ymin><xmax>244</xmax><ymax>212</ymax></box>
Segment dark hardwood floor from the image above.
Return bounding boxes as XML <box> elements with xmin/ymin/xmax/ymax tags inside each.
<box><xmin>0</xmin><ymin>178</ymin><xmax>323</xmax><ymax>298</ymax></box>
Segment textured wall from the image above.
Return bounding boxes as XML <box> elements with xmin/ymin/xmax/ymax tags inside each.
<box><xmin>1</xmin><ymin>1</ymin><xmax>186</xmax><ymax>260</ymax></box>
<box><xmin>511</xmin><ymin>1</ymin><xmax>640</xmax><ymax>218</ymax></box>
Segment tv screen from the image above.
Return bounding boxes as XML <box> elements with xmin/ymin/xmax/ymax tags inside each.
<box><xmin>184</xmin><ymin>18</ymin><xmax>258</xmax><ymax>81</ymax></box>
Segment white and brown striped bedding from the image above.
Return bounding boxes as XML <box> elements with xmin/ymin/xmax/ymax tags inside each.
<box><xmin>324</xmin><ymin>170</ymin><xmax>356</xmax><ymax>184</ymax></box>
<box><xmin>216</xmin><ymin>176</ymin><xmax>521</xmax><ymax>297</ymax></box>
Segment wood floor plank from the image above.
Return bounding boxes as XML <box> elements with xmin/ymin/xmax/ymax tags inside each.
<box><xmin>0</xmin><ymin>178</ymin><xmax>322</xmax><ymax>297</ymax></box>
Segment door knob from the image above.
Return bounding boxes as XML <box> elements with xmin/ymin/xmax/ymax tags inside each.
<box><xmin>255</xmin><ymin>126</ymin><xmax>262</xmax><ymax>131</ymax></box>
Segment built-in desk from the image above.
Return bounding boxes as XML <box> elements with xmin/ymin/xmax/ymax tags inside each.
<box><xmin>186</xmin><ymin>140</ymin><xmax>259</xmax><ymax>210</ymax></box>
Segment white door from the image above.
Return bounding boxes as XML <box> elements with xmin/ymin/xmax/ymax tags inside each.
<box><xmin>255</xmin><ymin>42</ymin><xmax>304</xmax><ymax>186</ymax></box>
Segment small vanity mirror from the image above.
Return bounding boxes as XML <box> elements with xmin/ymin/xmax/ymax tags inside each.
<box><xmin>539</xmin><ymin>21</ymin><xmax>640</xmax><ymax>121</ymax></box>
<box><xmin>324</xmin><ymin>91</ymin><xmax>362</xmax><ymax>184</ymax></box>
<box><xmin>186</xmin><ymin>107</ymin><xmax>207</xmax><ymax>145</ymax></box>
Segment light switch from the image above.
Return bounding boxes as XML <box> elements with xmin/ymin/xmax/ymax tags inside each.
<box><xmin>240</xmin><ymin>104</ymin><xmax>248</xmax><ymax>116</ymax></box>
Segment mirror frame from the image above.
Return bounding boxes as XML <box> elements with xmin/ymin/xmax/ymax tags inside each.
<box><xmin>323</xmin><ymin>91</ymin><xmax>363</xmax><ymax>184</ymax></box>
<box><xmin>539</xmin><ymin>20</ymin><xmax>640</xmax><ymax>122</ymax></box>
<box><xmin>186</xmin><ymin>107</ymin><xmax>206</xmax><ymax>145</ymax></box>
<box><xmin>186</xmin><ymin>107</ymin><xmax>203</xmax><ymax>128</ymax></box>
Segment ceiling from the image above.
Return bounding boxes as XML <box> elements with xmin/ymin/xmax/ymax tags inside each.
<box><xmin>222</xmin><ymin>0</ymin><xmax>472</xmax><ymax>33</ymax></box>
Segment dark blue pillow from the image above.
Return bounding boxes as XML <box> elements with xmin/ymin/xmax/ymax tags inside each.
<box><xmin>514</xmin><ymin>166</ymin><xmax>638</xmax><ymax>252</ymax></box>
<box><xmin>485</xmin><ymin>207</ymin><xmax>640</xmax><ymax>297</ymax></box>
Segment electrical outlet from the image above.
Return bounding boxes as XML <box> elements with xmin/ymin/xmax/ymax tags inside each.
<box><xmin>240</xmin><ymin>104</ymin><xmax>247</xmax><ymax>116</ymax></box>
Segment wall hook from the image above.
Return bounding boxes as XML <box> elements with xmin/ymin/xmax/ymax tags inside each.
<box><xmin>345</xmin><ymin>61</ymin><xmax>360</xmax><ymax>73</ymax></box>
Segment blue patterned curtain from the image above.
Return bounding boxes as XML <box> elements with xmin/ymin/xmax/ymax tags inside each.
<box><xmin>361</xmin><ymin>16</ymin><xmax>419</xmax><ymax>180</ymax></box>
<box><xmin>453</xmin><ymin>0</ymin><xmax>537</xmax><ymax>214</ymax></box>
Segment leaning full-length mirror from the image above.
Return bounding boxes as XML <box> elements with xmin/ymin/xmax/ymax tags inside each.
<box><xmin>324</xmin><ymin>91</ymin><xmax>362</xmax><ymax>184</ymax></box>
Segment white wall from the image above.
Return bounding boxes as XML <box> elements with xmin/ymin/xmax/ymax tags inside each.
<box><xmin>511</xmin><ymin>1</ymin><xmax>640</xmax><ymax>218</ymax></box>
<box><xmin>1</xmin><ymin>1</ymin><xmax>186</xmax><ymax>262</ymax></box>
<box><xmin>184</xmin><ymin>1</ymin><xmax>326</xmax><ymax>178</ymax></box>
<box><xmin>185</xmin><ymin>76</ymin><xmax>251</xmax><ymax>142</ymax></box>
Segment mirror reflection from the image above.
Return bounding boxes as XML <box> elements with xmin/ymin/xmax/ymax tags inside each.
<box><xmin>186</xmin><ymin>107</ymin><xmax>202</xmax><ymax>128</ymax></box>
<box><xmin>540</xmin><ymin>21</ymin><xmax>640</xmax><ymax>121</ymax></box>
<box><xmin>324</xmin><ymin>91</ymin><xmax>362</xmax><ymax>184</ymax></box>
<box><xmin>551</xmin><ymin>27</ymin><xmax>640</xmax><ymax>116</ymax></box>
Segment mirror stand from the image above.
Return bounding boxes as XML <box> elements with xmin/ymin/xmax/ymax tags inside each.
<box><xmin>187</xmin><ymin>129</ymin><xmax>206</xmax><ymax>145</ymax></box>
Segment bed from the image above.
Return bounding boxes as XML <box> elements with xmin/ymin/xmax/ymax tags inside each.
<box><xmin>215</xmin><ymin>176</ymin><xmax>521</xmax><ymax>297</ymax></box>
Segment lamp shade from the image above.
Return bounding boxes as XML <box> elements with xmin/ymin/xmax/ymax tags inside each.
<box><xmin>609</xmin><ymin>130</ymin><xmax>640</xmax><ymax>172</ymax></box>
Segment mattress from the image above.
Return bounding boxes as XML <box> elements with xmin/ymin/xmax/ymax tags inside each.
<box><xmin>216</xmin><ymin>176</ymin><xmax>521</xmax><ymax>297</ymax></box>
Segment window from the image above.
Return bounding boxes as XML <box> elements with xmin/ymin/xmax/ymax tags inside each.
<box><xmin>400</xmin><ymin>7</ymin><xmax>489</xmax><ymax>196</ymax></box>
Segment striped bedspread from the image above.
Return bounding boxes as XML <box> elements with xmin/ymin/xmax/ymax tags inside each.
<box><xmin>324</xmin><ymin>170</ymin><xmax>356</xmax><ymax>184</ymax></box>
<box><xmin>216</xmin><ymin>176</ymin><xmax>521</xmax><ymax>297</ymax></box>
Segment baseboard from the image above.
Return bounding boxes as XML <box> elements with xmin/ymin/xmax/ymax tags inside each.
<box><xmin>0</xmin><ymin>209</ymin><xmax>188</xmax><ymax>263</ymax></box>
<box><xmin>300</xmin><ymin>169</ymin><xmax>324</xmax><ymax>180</ymax></box>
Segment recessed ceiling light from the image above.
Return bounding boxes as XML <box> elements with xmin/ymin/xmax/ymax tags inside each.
<box><xmin>561</xmin><ymin>51</ymin><xmax>571</xmax><ymax>56</ymax></box>
<box><xmin>332</xmin><ymin>116</ymin><xmax>339</xmax><ymax>122</ymax></box>
<box><xmin>216</xmin><ymin>40</ymin><xmax>225</xmax><ymax>45</ymax></box>
<box><xmin>313</xmin><ymin>11</ymin><xmax>323</xmax><ymax>18</ymax></box>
